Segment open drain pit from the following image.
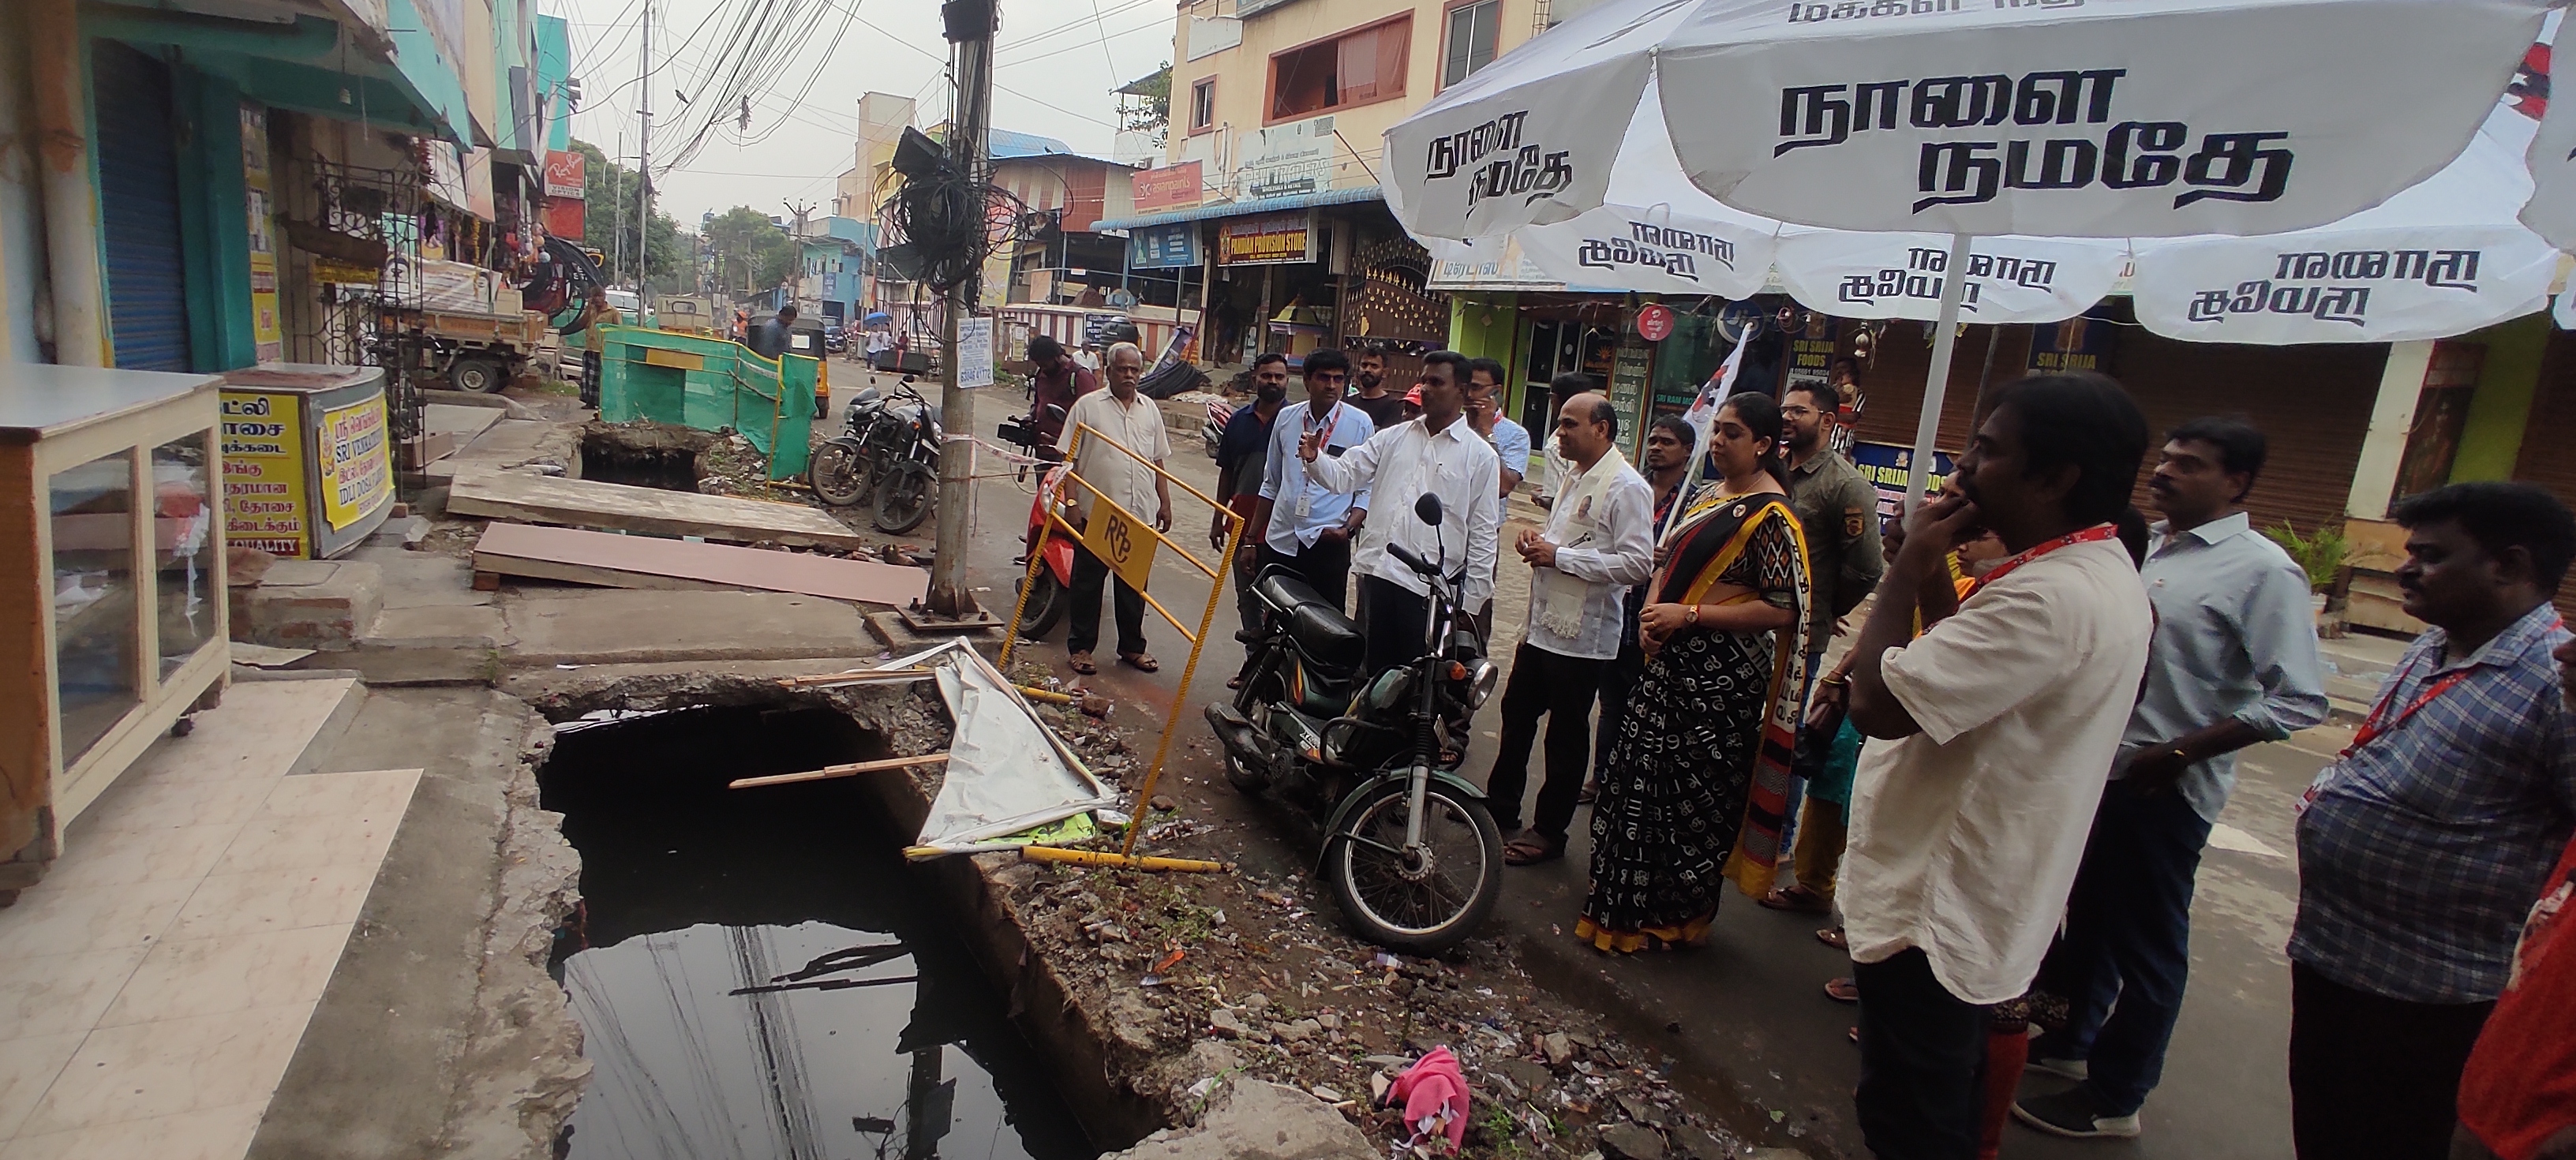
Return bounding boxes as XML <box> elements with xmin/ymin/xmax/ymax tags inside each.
<box><xmin>579</xmin><ymin>421</ymin><xmax>716</xmax><ymax>492</ymax></box>
<box><xmin>542</xmin><ymin>702</ymin><xmax>1097</xmax><ymax>1160</ymax></box>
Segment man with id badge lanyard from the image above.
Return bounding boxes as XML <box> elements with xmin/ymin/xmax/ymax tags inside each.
<box><xmin>2286</xmin><ymin>481</ymin><xmax>2576</xmax><ymax>1160</ymax></box>
<box><xmin>1256</xmin><ymin>348</ymin><xmax>1372</xmax><ymax>611</ymax></box>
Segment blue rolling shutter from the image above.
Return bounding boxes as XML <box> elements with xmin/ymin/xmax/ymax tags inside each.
<box><xmin>92</xmin><ymin>41</ymin><xmax>193</xmax><ymax>372</ymax></box>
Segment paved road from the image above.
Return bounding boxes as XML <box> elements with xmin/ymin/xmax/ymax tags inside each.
<box><xmin>832</xmin><ymin>372</ymin><xmax>2316</xmax><ymax>1158</ymax></box>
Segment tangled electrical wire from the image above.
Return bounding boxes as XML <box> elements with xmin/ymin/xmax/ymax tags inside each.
<box><xmin>879</xmin><ymin>166</ymin><xmax>1054</xmax><ymax>294</ymax></box>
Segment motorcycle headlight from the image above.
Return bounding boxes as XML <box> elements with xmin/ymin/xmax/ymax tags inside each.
<box><xmin>1466</xmin><ymin>660</ymin><xmax>1500</xmax><ymax>709</ymax></box>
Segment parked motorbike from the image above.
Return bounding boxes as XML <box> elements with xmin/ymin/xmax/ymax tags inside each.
<box><xmin>808</xmin><ymin>375</ymin><xmax>939</xmax><ymax>533</ymax></box>
<box><xmin>1200</xmin><ymin>395</ymin><xmax>1233</xmax><ymax>458</ymax></box>
<box><xmin>1011</xmin><ymin>460</ymin><xmax>1077</xmax><ymax>640</ymax></box>
<box><xmin>1204</xmin><ymin>493</ymin><xmax>1503</xmax><ymax>952</ymax></box>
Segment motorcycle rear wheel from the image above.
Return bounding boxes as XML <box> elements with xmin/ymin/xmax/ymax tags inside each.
<box><xmin>1324</xmin><ymin>777</ymin><xmax>1502</xmax><ymax>954</ymax></box>
<box><xmin>873</xmin><ymin>458</ymin><xmax>936</xmax><ymax>533</ymax></box>
<box><xmin>809</xmin><ymin>440</ymin><xmax>873</xmax><ymax>507</ymax></box>
<box><xmin>1015</xmin><ymin>568</ymin><xmax>1067</xmax><ymax>639</ymax></box>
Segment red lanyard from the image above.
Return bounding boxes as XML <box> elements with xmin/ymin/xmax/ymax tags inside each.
<box><xmin>1968</xmin><ymin>523</ymin><xmax>2117</xmax><ymax>592</ymax></box>
<box><xmin>2338</xmin><ymin>616</ymin><xmax>2565</xmax><ymax>758</ymax></box>
<box><xmin>1302</xmin><ymin>402</ymin><xmax>1345</xmax><ymax>446</ymax></box>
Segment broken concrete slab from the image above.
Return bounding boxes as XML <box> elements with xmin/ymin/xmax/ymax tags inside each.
<box><xmin>231</xmin><ymin>560</ymin><xmax>383</xmax><ymax>649</ymax></box>
<box><xmin>503</xmin><ymin>589</ymin><xmax>877</xmax><ymax>665</ymax></box>
<box><xmin>473</xmin><ymin>522</ymin><xmax>927</xmax><ymax>606</ymax></box>
<box><xmin>364</xmin><ymin>604</ymin><xmax>513</xmax><ymax>650</ymax></box>
<box><xmin>1101</xmin><ymin>1081</ymin><xmax>1375</xmax><ymax>1160</ymax></box>
<box><xmin>448</xmin><ymin>467</ymin><xmax>873</xmax><ymax>551</ymax></box>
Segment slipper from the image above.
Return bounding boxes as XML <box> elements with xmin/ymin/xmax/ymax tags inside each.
<box><xmin>1119</xmin><ymin>653</ymin><xmax>1160</xmax><ymax>673</ymax></box>
<box><xmin>1816</xmin><ymin>926</ymin><xmax>1848</xmax><ymax>951</ymax></box>
<box><xmin>1576</xmin><ymin>779</ymin><xmax>1599</xmax><ymax>805</ymax></box>
<box><xmin>1226</xmin><ymin>675</ymin><xmax>1245</xmax><ymax>690</ymax></box>
<box><xmin>1848</xmin><ymin>1027</ymin><xmax>1860</xmax><ymax>1046</ymax></box>
<box><xmin>1824</xmin><ymin>977</ymin><xmax>1859</xmax><ymax>1004</ymax></box>
<box><xmin>1502</xmin><ymin>835</ymin><xmax>1564</xmax><ymax>866</ymax></box>
<box><xmin>1761</xmin><ymin>885</ymin><xmax>1833</xmax><ymax>914</ymax></box>
<box><xmin>1069</xmin><ymin>652</ymin><xmax>1099</xmax><ymax>675</ymax></box>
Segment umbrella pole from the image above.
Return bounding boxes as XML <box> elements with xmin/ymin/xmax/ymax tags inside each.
<box><xmin>1905</xmin><ymin>232</ymin><xmax>1975</xmax><ymax>513</ymax></box>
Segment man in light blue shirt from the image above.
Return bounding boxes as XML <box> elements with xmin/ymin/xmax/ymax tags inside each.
<box><xmin>1256</xmin><ymin>347</ymin><xmax>1372</xmax><ymax>610</ymax></box>
<box><xmin>1465</xmin><ymin>357</ymin><xmax>1531</xmax><ymax>495</ymax></box>
<box><xmin>2018</xmin><ymin>417</ymin><xmax>2329</xmax><ymax>1140</ymax></box>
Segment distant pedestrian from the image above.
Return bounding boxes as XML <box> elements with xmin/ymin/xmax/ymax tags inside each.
<box><xmin>1347</xmin><ymin>349</ymin><xmax>1407</xmax><ymax>428</ymax></box>
<box><xmin>2015</xmin><ymin>417</ymin><xmax>2329</xmax><ymax>1140</ymax></box>
<box><xmin>1535</xmin><ymin>372</ymin><xmax>1591</xmax><ymax>512</ymax></box>
<box><xmin>1464</xmin><ymin>357</ymin><xmax>1531</xmax><ymax>496</ymax></box>
<box><xmin>746</xmin><ymin>304</ymin><xmax>796</xmax><ymax>360</ymax></box>
<box><xmin>1301</xmin><ymin>351</ymin><xmax>1500</xmax><ymax>673</ymax></box>
<box><xmin>1257</xmin><ymin>348</ymin><xmax>1373</xmax><ymax>612</ymax></box>
<box><xmin>1588</xmin><ymin>414</ymin><xmax>1696</xmax><ymax>805</ymax></box>
<box><xmin>1579</xmin><ymin>392</ymin><xmax>1810</xmax><ymax>951</ymax></box>
<box><xmin>1483</xmin><ymin>393</ymin><xmax>1653</xmax><ymax>866</ymax></box>
<box><xmin>1056</xmin><ymin>342</ymin><xmax>1170</xmax><ymax>677</ymax></box>
<box><xmin>1840</xmin><ymin>372</ymin><xmax>2154</xmax><ymax>1160</ymax></box>
<box><xmin>1216</xmin><ymin>354</ymin><xmax>1288</xmax><ymax>655</ymax></box>
<box><xmin>1028</xmin><ymin>335</ymin><xmax>1097</xmax><ymax>447</ymax></box>
<box><xmin>2288</xmin><ymin>481</ymin><xmax>2576</xmax><ymax>1160</ymax></box>
<box><xmin>2454</xmin><ymin>778</ymin><xmax>2576</xmax><ymax>1160</ymax></box>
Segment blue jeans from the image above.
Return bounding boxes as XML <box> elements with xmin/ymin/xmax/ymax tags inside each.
<box><xmin>2046</xmin><ymin>776</ymin><xmax>2215</xmax><ymax>1116</ymax></box>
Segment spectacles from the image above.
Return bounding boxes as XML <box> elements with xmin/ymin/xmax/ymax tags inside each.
<box><xmin>1779</xmin><ymin>406</ymin><xmax>1822</xmax><ymax>418</ymax></box>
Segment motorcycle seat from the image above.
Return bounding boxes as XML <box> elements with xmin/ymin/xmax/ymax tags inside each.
<box><xmin>1255</xmin><ymin>572</ymin><xmax>1365</xmax><ymax>672</ymax></box>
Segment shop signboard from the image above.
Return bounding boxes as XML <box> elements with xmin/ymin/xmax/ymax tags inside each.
<box><xmin>543</xmin><ymin>197</ymin><xmax>586</xmax><ymax>241</ymax></box>
<box><xmin>1636</xmin><ymin>303</ymin><xmax>1676</xmax><ymax>342</ymax></box>
<box><xmin>544</xmin><ymin>150</ymin><xmax>586</xmax><ymax>199</ymax></box>
<box><xmin>1218</xmin><ymin>211</ymin><xmax>1314</xmax><ymax>266</ymax></box>
<box><xmin>1607</xmin><ymin>339</ymin><xmax>1653</xmax><ymax>455</ymax></box>
<box><xmin>1231</xmin><ymin>120</ymin><xmax>1331</xmax><ymax>200</ymax></box>
<box><xmin>2029</xmin><ymin>310</ymin><xmax>2119</xmax><ymax>374</ymax></box>
<box><xmin>320</xmin><ymin>395</ymin><xmax>393</xmax><ymax>531</ymax></box>
<box><xmin>1786</xmin><ymin>314</ymin><xmax>1840</xmax><ymax>393</ymax></box>
<box><xmin>1129</xmin><ymin>223</ymin><xmax>1200</xmax><ymax>269</ymax></box>
<box><xmin>220</xmin><ymin>391</ymin><xmax>309</xmax><ymax>558</ymax></box>
<box><xmin>241</xmin><ymin>103</ymin><xmax>283</xmax><ymax>363</ymax></box>
<box><xmin>1133</xmin><ymin>161</ymin><xmax>1203</xmax><ymax>213</ymax></box>
<box><xmin>1851</xmin><ymin>441</ymin><xmax>1956</xmax><ymax>522</ymax></box>
<box><xmin>1082</xmin><ymin>313</ymin><xmax>1129</xmax><ymax>347</ymax></box>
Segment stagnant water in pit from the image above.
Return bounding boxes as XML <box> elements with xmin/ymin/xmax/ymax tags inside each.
<box><xmin>542</xmin><ymin>704</ymin><xmax>1098</xmax><ymax>1160</ymax></box>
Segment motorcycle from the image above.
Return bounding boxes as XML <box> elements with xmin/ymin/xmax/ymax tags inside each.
<box><xmin>997</xmin><ymin>404</ymin><xmax>1072</xmax><ymax>639</ymax></box>
<box><xmin>1204</xmin><ymin>493</ymin><xmax>1504</xmax><ymax>952</ymax></box>
<box><xmin>809</xmin><ymin>375</ymin><xmax>939</xmax><ymax>533</ymax></box>
<box><xmin>1200</xmin><ymin>395</ymin><xmax>1232</xmax><ymax>458</ymax></box>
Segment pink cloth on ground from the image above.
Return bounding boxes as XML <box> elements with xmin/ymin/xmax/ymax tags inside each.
<box><xmin>1387</xmin><ymin>1046</ymin><xmax>1470</xmax><ymax>1151</ymax></box>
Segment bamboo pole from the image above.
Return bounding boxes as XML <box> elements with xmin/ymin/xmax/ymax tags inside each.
<box><xmin>1020</xmin><ymin>846</ymin><xmax>1230</xmax><ymax>874</ymax></box>
<box><xmin>728</xmin><ymin>752</ymin><xmax>950</xmax><ymax>789</ymax></box>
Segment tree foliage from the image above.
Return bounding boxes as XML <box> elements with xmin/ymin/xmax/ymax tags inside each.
<box><xmin>568</xmin><ymin>139</ymin><xmax>683</xmax><ymax>286</ymax></box>
<box><xmin>703</xmin><ymin>206</ymin><xmax>799</xmax><ymax>294</ymax></box>
<box><xmin>1118</xmin><ymin>64</ymin><xmax>1171</xmax><ymax>145</ymax></box>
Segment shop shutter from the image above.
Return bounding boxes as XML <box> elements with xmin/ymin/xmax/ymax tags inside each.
<box><xmin>2510</xmin><ymin>330</ymin><xmax>2576</xmax><ymax>616</ymax></box>
<box><xmin>92</xmin><ymin>41</ymin><xmax>193</xmax><ymax>372</ymax></box>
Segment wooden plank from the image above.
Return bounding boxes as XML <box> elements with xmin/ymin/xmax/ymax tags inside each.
<box><xmin>470</xmin><ymin>521</ymin><xmax>927</xmax><ymax>606</ymax></box>
<box><xmin>728</xmin><ymin>753</ymin><xmax>949</xmax><ymax>789</ymax></box>
<box><xmin>447</xmin><ymin>469</ymin><xmax>873</xmax><ymax>552</ymax></box>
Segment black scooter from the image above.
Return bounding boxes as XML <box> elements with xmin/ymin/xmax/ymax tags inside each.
<box><xmin>1204</xmin><ymin>494</ymin><xmax>1503</xmax><ymax>952</ymax></box>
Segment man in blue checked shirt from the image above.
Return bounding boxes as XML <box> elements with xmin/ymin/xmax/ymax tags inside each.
<box><xmin>2286</xmin><ymin>481</ymin><xmax>2576</xmax><ymax>1160</ymax></box>
<box><xmin>2016</xmin><ymin>417</ymin><xmax>2329</xmax><ymax>1141</ymax></box>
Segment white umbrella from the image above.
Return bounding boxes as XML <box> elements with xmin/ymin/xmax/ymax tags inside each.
<box><xmin>1387</xmin><ymin>0</ymin><xmax>2550</xmax><ymax>504</ymax></box>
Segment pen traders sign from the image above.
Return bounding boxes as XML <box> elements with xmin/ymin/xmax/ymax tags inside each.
<box><xmin>2130</xmin><ymin>229</ymin><xmax>2557</xmax><ymax>344</ymax></box>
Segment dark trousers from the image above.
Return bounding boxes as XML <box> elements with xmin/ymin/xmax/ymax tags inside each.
<box><xmin>2289</xmin><ymin>961</ymin><xmax>2494</xmax><ymax>1160</ymax></box>
<box><xmin>1257</xmin><ymin>536</ymin><xmax>1352</xmax><ymax>611</ymax></box>
<box><xmin>1855</xmin><ymin>949</ymin><xmax>1990</xmax><ymax>1160</ymax></box>
<box><xmin>1482</xmin><ymin>642</ymin><xmax>1606</xmax><ymax>841</ymax></box>
<box><xmin>1593</xmin><ymin>636</ymin><xmax>1646</xmax><ymax>777</ymax></box>
<box><xmin>1358</xmin><ymin>575</ymin><xmax>1432</xmax><ymax>673</ymax></box>
<box><xmin>1069</xmin><ymin>543</ymin><xmax>1147</xmax><ymax>657</ymax></box>
<box><xmin>2046</xmin><ymin>776</ymin><xmax>2215</xmax><ymax>1115</ymax></box>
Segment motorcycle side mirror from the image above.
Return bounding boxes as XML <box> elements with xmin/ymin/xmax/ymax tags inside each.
<box><xmin>1044</xmin><ymin>403</ymin><xmax>1066</xmax><ymax>422</ymax></box>
<box><xmin>1414</xmin><ymin>494</ymin><xmax>1443</xmax><ymax>526</ymax></box>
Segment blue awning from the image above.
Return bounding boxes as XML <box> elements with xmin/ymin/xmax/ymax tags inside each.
<box><xmin>1090</xmin><ymin>185</ymin><xmax>1385</xmax><ymax>233</ymax></box>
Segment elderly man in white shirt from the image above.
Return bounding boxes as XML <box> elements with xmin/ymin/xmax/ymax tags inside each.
<box><xmin>1055</xmin><ymin>342</ymin><xmax>1172</xmax><ymax>676</ymax></box>
<box><xmin>1480</xmin><ymin>393</ymin><xmax>1654</xmax><ymax>865</ymax></box>
<box><xmin>1299</xmin><ymin>351</ymin><xmax>1503</xmax><ymax>673</ymax></box>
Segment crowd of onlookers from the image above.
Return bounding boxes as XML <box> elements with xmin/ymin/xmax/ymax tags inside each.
<box><xmin>1040</xmin><ymin>340</ymin><xmax>2576</xmax><ymax>1160</ymax></box>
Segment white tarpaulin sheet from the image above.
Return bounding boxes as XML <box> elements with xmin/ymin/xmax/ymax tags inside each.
<box><xmin>1384</xmin><ymin>0</ymin><xmax>2547</xmax><ymax>242</ymax></box>
<box><xmin>888</xmin><ymin>641</ymin><xmax>1120</xmax><ymax>852</ymax></box>
<box><xmin>1770</xmin><ymin>230</ymin><xmax>2128</xmax><ymax>325</ymax></box>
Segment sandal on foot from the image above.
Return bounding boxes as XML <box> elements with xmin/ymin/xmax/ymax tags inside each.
<box><xmin>1118</xmin><ymin>652</ymin><xmax>1160</xmax><ymax>673</ymax></box>
<box><xmin>1576</xmin><ymin>780</ymin><xmax>1600</xmax><ymax>805</ymax></box>
<box><xmin>1816</xmin><ymin>926</ymin><xmax>1848</xmax><ymax>951</ymax></box>
<box><xmin>1824</xmin><ymin>977</ymin><xmax>1860</xmax><ymax>1004</ymax></box>
<box><xmin>1068</xmin><ymin>652</ymin><xmax>1099</xmax><ymax>675</ymax></box>
<box><xmin>1761</xmin><ymin>885</ymin><xmax>1833</xmax><ymax>914</ymax></box>
<box><xmin>1502</xmin><ymin>835</ymin><xmax>1564</xmax><ymax>866</ymax></box>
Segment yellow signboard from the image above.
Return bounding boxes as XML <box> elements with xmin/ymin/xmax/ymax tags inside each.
<box><xmin>242</xmin><ymin>103</ymin><xmax>283</xmax><ymax>362</ymax></box>
<box><xmin>320</xmin><ymin>395</ymin><xmax>393</xmax><ymax>530</ymax></box>
<box><xmin>221</xmin><ymin>390</ymin><xmax>309</xmax><ymax>557</ymax></box>
<box><xmin>1080</xmin><ymin>495</ymin><xmax>1159</xmax><ymax>593</ymax></box>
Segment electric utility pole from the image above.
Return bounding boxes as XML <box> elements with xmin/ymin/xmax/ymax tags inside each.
<box><xmin>635</xmin><ymin>0</ymin><xmax>653</xmax><ymax>288</ymax></box>
<box><xmin>923</xmin><ymin>0</ymin><xmax>994</xmax><ymax>619</ymax></box>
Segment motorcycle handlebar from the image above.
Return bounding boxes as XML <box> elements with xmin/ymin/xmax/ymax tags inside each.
<box><xmin>1387</xmin><ymin>543</ymin><xmax>1439</xmax><ymax>578</ymax></box>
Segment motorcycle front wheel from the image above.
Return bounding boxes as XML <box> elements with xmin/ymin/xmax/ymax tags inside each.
<box><xmin>809</xmin><ymin>440</ymin><xmax>873</xmax><ymax>507</ymax></box>
<box><xmin>873</xmin><ymin>458</ymin><xmax>936</xmax><ymax>533</ymax></box>
<box><xmin>1324</xmin><ymin>776</ymin><xmax>1503</xmax><ymax>954</ymax></box>
<box><xmin>1015</xmin><ymin>567</ymin><xmax>1066</xmax><ymax>639</ymax></box>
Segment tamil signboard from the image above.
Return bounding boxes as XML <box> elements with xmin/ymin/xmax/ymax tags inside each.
<box><xmin>1217</xmin><ymin>211</ymin><xmax>1314</xmax><ymax>266</ymax></box>
<box><xmin>1133</xmin><ymin>161</ymin><xmax>1203</xmax><ymax>214</ymax></box>
<box><xmin>1852</xmin><ymin>441</ymin><xmax>1955</xmax><ymax>522</ymax></box>
<box><xmin>957</xmin><ymin>316</ymin><xmax>995</xmax><ymax>388</ymax></box>
<box><xmin>544</xmin><ymin>150</ymin><xmax>585</xmax><ymax>199</ymax></box>
<box><xmin>2029</xmin><ymin>310</ymin><xmax>2119</xmax><ymax>374</ymax></box>
<box><xmin>1129</xmin><ymin>223</ymin><xmax>1200</xmax><ymax>269</ymax></box>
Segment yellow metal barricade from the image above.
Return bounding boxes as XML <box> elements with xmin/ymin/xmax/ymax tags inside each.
<box><xmin>1000</xmin><ymin>421</ymin><xmax>1245</xmax><ymax>859</ymax></box>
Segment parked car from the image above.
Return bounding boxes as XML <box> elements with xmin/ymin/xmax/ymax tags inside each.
<box><xmin>824</xmin><ymin>324</ymin><xmax>847</xmax><ymax>354</ymax></box>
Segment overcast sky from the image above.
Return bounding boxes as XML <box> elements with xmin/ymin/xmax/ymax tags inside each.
<box><xmin>551</xmin><ymin>0</ymin><xmax>1172</xmax><ymax>227</ymax></box>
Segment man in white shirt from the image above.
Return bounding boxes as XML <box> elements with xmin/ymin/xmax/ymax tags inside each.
<box><xmin>1531</xmin><ymin>373</ymin><xmax>1587</xmax><ymax>511</ymax></box>
<box><xmin>1055</xmin><ymin>342</ymin><xmax>1172</xmax><ymax>675</ymax></box>
<box><xmin>1256</xmin><ymin>347</ymin><xmax>1372</xmax><ymax>610</ymax></box>
<box><xmin>1301</xmin><ymin>351</ymin><xmax>1503</xmax><ymax>673</ymax></box>
<box><xmin>1841</xmin><ymin>372</ymin><xmax>2155</xmax><ymax>1160</ymax></box>
<box><xmin>1481</xmin><ymin>394</ymin><xmax>1653</xmax><ymax>865</ymax></box>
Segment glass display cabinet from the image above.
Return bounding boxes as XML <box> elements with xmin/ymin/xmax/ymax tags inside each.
<box><xmin>0</xmin><ymin>364</ymin><xmax>227</xmax><ymax>896</ymax></box>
